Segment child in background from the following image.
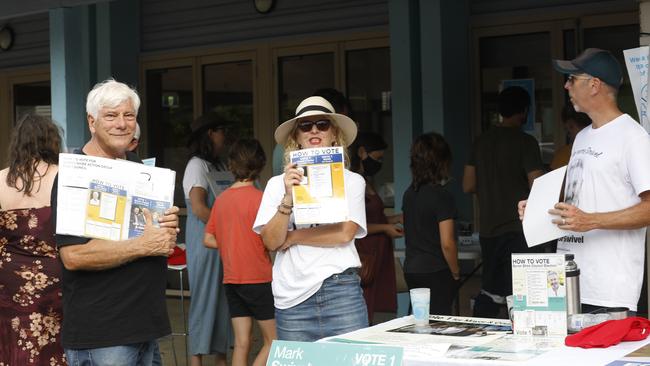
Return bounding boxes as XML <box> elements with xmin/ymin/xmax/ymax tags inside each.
<box><xmin>402</xmin><ymin>132</ymin><xmax>460</xmax><ymax>316</ymax></box>
<box><xmin>204</xmin><ymin>138</ymin><xmax>276</xmax><ymax>366</ymax></box>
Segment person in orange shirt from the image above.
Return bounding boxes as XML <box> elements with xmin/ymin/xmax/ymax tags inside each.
<box><xmin>204</xmin><ymin>138</ymin><xmax>275</xmax><ymax>366</ymax></box>
<box><xmin>549</xmin><ymin>105</ymin><xmax>591</xmax><ymax>170</ymax></box>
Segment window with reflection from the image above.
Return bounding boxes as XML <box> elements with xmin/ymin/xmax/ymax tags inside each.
<box><xmin>13</xmin><ymin>81</ymin><xmax>51</xmax><ymax>123</ymax></box>
<box><xmin>278</xmin><ymin>53</ymin><xmax>334</xmax><ymax>121</ymax></box>
<box><xmin>346</xmin><ymin>47</ymin><xmax>394</xmax><ymax>206</ymax></box>
<box><xmin>146</xmin><ymin>67</ymin><xmax>193</xmax><ymax>207</ymax></box>
<box><xmin>203</xmin><ymin>61</ymin><xmax>254</xmax><ymax>138</ymax></box>
<box><xmin>583</xmin><ymin>24</ymin><xmax>639</xmax><ymax>121</ymax></box>
<box><xmin>479</xmin><ymin>32</ymin><xmax>554</xmax><ymax>163</ymax></box>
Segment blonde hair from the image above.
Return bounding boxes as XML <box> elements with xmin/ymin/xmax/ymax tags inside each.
<box><xmin>282</xmin><ymin>117</ymin><xmax>350</xmax><ymax>169</ymax></box>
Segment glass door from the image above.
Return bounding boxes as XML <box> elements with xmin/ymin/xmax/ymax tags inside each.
<box><xmin>145</xmin><ymin>66</ymin><xmax>194</xmax><ymax>207</ymax></box>
<box><xmin>13</xmin><ymin>81</ymin><xmax>51</xmax><ymax>122</ymax></box>
<box><xmin>582</xmin><ymin>24</ymin><xmax>639</xmax><ymax>120</ymax></box>
<box><xmin>478</xmin><ymin>32</ymin><xmax>555</xmax><ymax>165</ymax></box>
<box><xmin>277</xmin><ymin>52</ymin><xmax>335</xmax><ymax>121</ymax></box>
<box><xmin>345</xmin><ymin>46</ymin><xmax>394</xmax><ymax>206</ymax></box>
<box><xmin>203</xmin><ymin>60</ymin><xmax>254</xmax><ymax>138</ymax></box>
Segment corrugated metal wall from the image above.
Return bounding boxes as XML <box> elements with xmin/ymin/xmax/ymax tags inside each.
<box><xmin>470</xmin><ymin>0</ymin><xmax>635</xmax><ymax>14</ymax></box>
<box><xmin>0</xmin><ymin>0</ymin><xmax>636</xmax><ymax>68</ymax></box>
<box><xmin>140</xmin><ymin>0</ymin><xmax>389</xmax><ymax>52</ymax></box>
<box><xmin>0</xmin><ymin>13</ymin><xmax>49</xmax><ymax>69</ymax></box>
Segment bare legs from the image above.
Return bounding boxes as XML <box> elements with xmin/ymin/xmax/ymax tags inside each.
<box><xmin>231</xmin><ymin>317</ymin><xmax>277</xmax><ymax>366</ymax></box>
<box><xmin>254</xmin><ymin>319</ymin><xmax>277</xmax><ymax>366</ymax></box>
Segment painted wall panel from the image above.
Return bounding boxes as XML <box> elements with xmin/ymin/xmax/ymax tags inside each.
<box><xmin>0</xmin><ymin>0</ymin><xmax>111</xmax><ymax>20</ymax></box>
<box><xmin>141</xmin><ymin>0</ymin><xmax>389</xmax><ymax>52</ymax></box>
<box><xmin>0</xmin><ymin>13</ymin><xmax>49</xmax><ymax>69</ymax></box>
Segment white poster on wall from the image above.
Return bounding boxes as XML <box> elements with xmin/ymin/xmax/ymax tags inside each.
<box><xmin>623</xmin><ymin>46</ymin><xmax>650</xmax><ymax>132</ymax></box>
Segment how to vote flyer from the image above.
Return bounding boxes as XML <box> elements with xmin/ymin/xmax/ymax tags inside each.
<box><xmin>57</xmin><ymin>153</ymin><xmax>176</xmax><ymax>241</ymax></box>
<box><xmin>511</xmin><ymin>253</ymin><xmax>567</xmax><ymax>337</ymax></box>
<box><xmin>84</xmin><ymin>180</ymin><xmax>128</xmax><ymax>241</ymax></box>
<box><xmin>290</xmin><ymin>147</ymin><xmax>347</xmax><ymax>225</ymax></box>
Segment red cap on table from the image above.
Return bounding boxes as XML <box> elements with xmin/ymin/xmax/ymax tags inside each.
<box><xmin>565</xmin><ymin>317</ymin><xmax>650</xmax><ymax>348</ymax></box>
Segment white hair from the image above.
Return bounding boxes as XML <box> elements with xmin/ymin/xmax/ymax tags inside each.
<box><xmin>86</xmin><ymin>78</ymin><xmax>141</xmax><ymax>119</ymax></box>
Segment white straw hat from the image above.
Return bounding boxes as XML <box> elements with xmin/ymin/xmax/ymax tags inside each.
<box><xmin>274</xmin><ymin>96</ymin><xmax>357</xmax><ymax>146</ymax></box>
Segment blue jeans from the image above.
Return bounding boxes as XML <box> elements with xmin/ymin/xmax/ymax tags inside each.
<box><xmin>65</xmin><ymin>340</ymin><xmax>158</xmax><ymax>366</ymax></box>
<box><xmin>275</xmin><ymin>269</ymin><xmax>368</xmax><ymax>341</ymax></box>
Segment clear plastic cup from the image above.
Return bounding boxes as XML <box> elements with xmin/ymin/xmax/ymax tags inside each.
<box><xmin>410</xmin><ymin>288</ymin><xmax>430</xmax><ymax>326</ymax></box>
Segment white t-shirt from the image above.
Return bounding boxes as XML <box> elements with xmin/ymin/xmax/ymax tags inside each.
<box><xmin>253</xmin><ymin>169</ymin><xmax>367</xmax><ymax>309</ymax></box>
<box><xmin>182</xmin><ymin>157</ymin><xmax>232</xmax><ymax>199</ymax></box>
<box><xmin>557</xmin><ymin>114</ymin><xmax>650</xmax><ymax>311</ymax></box>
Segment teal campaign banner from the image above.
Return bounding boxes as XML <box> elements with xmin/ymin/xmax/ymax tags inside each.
<box><xmin>266</xmin><ymin>340</ymin><xmax>403</xmax><ymax>366</ymax></box>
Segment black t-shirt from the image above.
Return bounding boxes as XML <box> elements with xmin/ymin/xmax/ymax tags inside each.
<box><xmin>402</xmin><ymin>183</ymin><xmax>457</xmax><ymax>274</ymax></box>
<box><xmin>466</xmin><ymin>127</ymin><xmax>543</xmax><ymax>237</ymax></box>
<box><xmin>52</xmin><ymin>150</ymin><xmax>171</xmax><ymax>349</ymax></box>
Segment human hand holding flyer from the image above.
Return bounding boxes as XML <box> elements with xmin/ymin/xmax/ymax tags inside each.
<box><xmin>523</xmin><ymin>166</ymin><xmax>569</xmax><ymax>247</ymax></box>
<box><xmin>289</xmin><ymin>147</ymin><xmax>347</xmax><ymax>225</ymax></box>
<box><xmin>56</xmin><ymin>153</ymin><xmax>175</xmax><ymax>241</ymax></box>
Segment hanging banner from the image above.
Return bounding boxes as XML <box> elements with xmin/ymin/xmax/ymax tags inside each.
<box><xmin>623</xmin><ymin>46</ymin><xmax>650</xmax><ymax>132</ymax></box>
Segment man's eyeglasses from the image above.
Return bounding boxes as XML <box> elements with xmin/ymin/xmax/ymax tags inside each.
<box><xmin>567</xmin><ymin>74</ymin><xmax>592</xmax><ymax>84</ymax></box>
<box><xmin>297</xmin><ymin>119</ymin><xmax>331</xmax><ymax>133</ymax></box>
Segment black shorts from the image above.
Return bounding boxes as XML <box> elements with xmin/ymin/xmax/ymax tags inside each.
<box><xmin>224</xmin><ymin>282</ymin><xmax>275</xmax><ymax>320</ymax></box>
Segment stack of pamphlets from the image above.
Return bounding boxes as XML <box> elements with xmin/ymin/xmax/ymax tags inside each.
<box><xmin>56</xmin><ymin>153</ymin><xmax>176</xmax><ymax>241</ymax></box>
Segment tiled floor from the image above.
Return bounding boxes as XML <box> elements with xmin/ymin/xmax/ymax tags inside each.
<box><xmin>157</xmin><ymin>275</ymin><xmax>483</xmax><ymax>365</ymax></box>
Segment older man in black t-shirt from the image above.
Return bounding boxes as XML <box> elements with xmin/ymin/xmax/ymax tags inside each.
<box><xmin>52</xmin><ymin>79</ymin><xmax>179</xmax><ymax>365</ymax></box>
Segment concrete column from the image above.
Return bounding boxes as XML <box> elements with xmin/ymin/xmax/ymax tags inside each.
<box><xmin>390</xmin><ymin>0</ymin><xmax>472</xmax><ymax>222</ymax></box>
<box><xmin>438</xmin><ymin>0</ymin><xmax>472</xmax><ymax>220</ymax></box>
<box><xmin>389</xmin><ymin>0</ymin><xmax>472</xmax><ymax>316</ymax></box>
<box><xmin>419</xmin><ymin>0</ymin><xmax>444</xmax><ymax>134</ymax></box>
<box><xmin>389</xmin><ymin>0</ymin><xmax>421</xmax><ymax>222</ymax></box>
<box><xmin>50</xmin><ymin>7</ymin><xmax>92</xmax><ymax>150</ymax></box>
<box><xmin>389</xmin><ymin>0</ymin><xmax>421</xmax><ymax>317</ymax></box>
<box><xmin>95</xmin><ymin>0</ymin><xmax>140</xmax><ymax>86</ymax></box>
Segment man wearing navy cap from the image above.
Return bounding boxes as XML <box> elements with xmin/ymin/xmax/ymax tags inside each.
<box><xmin>520</xmin><ymin>48</ymin><xmax>650</xmax><ymax>313</ymax></box>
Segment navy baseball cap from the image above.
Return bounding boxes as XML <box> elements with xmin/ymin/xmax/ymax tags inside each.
<box><xmin>552</xmin><ymin>48</ymin><xmax>623</xmax><ymax>89</ymax></box>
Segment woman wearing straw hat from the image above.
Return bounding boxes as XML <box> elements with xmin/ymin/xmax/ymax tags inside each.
<box><xmin>253</xmin><ymin>96</ymin><xmax>368</xmax><ymax>341</ymax></box>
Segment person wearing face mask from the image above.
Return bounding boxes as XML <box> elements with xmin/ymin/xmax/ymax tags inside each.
<box><xmin>350</xmin><ymin>131</ymin><xmax>403</xmax><ymax>324</ymax></box>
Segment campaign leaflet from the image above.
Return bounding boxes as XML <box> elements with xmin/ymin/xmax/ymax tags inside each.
<box><xmin>85</xmin><ymin>180</ymin><xmax>128</xmax><ymax>241</ymax></box>
<box><xmin>127</xmin><ymin>196</ymin><xmax>171</xmax><ymax>238</ymax></box>
<box><xmin>57</xmin><ymin>153</ymin><xmax>176</xmax><ymax>241</ymax></box>
<box><xmin>289</xmin><ymin>147</ymin><xmax>347</xmax><ymax>225</ymax></box>
<box><xmin>511</xmin><ymin>253</ymin><xmax>568</xmax><ymax>337</ymax></box>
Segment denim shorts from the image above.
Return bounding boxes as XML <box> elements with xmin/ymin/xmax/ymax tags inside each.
<box><xmin>65</xmin><ymin>340</ymin><xmax>159</xmax><ymax>366</ymax></box>
<box><xmin>275</xmin><ymin>268</ymin><xmax>368</xmax><ymax>342</ymax></box>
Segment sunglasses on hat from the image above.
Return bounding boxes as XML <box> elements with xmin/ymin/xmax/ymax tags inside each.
<box><xmin>297</xmin><ymin>119</ymin><xmax>331</xmax><ymax>133</ymax></box>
